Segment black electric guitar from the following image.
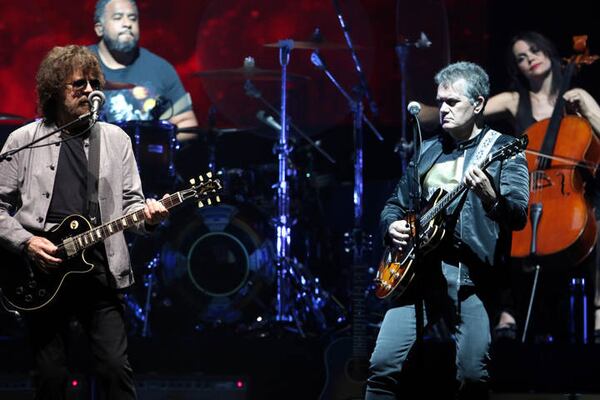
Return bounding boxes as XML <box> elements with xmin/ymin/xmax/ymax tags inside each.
<box><xmin>374</xmin><ymin>135</ymin><xmax>528</xmax><ymax>299</ymax></box>
<box><xmin>0</xmin><ymin>173</ymin><xmax>222</xmax><ymax>312</ymax></box>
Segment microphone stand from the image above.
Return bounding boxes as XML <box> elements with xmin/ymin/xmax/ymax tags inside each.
<box><xmin>0</xmin><ymin>112</ymin><xmax>93</xmax><ymax>162</ymax></box>
<box><xmin>393</xmin><ymin>32</ymin><xmax>431</xmax><ymax>172</ymax></box>
<box><xmin>332</xmin><ymin>0</ymin><xmax>377</xmax><ymax>116</ymax></box>
<box><xmin>522</xmin><ymin>203</ymin><xmax>542</xmax><ymax>343</ymax></box>
<box><xmin>408</xmin><ymin>111</ymin><xmax>424</xmax><ymax>348</ymax></box>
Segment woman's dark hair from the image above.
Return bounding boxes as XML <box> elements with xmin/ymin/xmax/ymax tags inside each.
<box><xmin>507</xmin><ymin>31</ymin><xmax>562</xmax><ymax>95</ymax></box>
<box><xmin>36</xmin><ymin>45</ymin><xmax>105</xmax><ymax>123</ymax></box>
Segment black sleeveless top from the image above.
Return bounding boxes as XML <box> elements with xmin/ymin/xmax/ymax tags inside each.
<box><xmin>514</xmin><ymin>90</ymin><xmax>537</xmax><ymax>136</ymax></box>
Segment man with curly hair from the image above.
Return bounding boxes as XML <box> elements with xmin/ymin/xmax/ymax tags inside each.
<box><xmin>0</xmin><ymin>44</ymin><xmax>168</xmax><ymax>399</ymax></box>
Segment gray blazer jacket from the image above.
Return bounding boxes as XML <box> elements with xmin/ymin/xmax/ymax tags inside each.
<box><xmin>0</xmin><ymin>120</ymin><xmax>148</xmax><ymax>289</ymax></box>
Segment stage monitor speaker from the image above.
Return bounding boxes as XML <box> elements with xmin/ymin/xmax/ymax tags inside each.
<box><xmin>491</xmin><ymin>394</ymin><xmax>600</xmax><ymax>399</ymax></box>
<box><xmin>0</xmin><ymin>374</ymin><xmax>87</xmax><ymax>400</ymax></box>
<box><xmin>135</xmin><ymin>375</ymin><xmax>247</xmax><ymax>400</ymax></box>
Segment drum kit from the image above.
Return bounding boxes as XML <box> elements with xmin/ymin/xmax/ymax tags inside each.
<box><xmin>118</xmin><ymin>36</ymin><xmax>373</xmax><ymax>338</ymax></box>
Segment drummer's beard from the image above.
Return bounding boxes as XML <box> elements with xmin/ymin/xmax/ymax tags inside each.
<box><xmin>104</xmin><ymin>31</ymin><xmax>139</xmax><ymax>53</ymax></box>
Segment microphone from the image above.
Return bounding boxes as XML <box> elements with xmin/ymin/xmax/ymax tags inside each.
<box><xmin>407</xmin><ymin>101</ymin><xmax>421</xmax><ymax>116</ymax></box>
<box><xmin>256</xmin><ymin>110</ymin><xmax>282</xmax><ymax>131</ymax></box>
<box><xmin>415</xmin><ymin>32</ymin><xmax>432</xmax><ymax>49</ymax></box>
<box><xmin>88</xmin><ymin>91</ymin><xmax>106</xmax><ymax>121</ymax></box>
<box><xmin>310</xmin><ymin>52</ymin><xmax>326</xmax><ymax>70</ymax></box>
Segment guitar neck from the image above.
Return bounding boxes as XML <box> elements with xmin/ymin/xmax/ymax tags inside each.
<box><xmin>67</xmin><ymin>190</ymin><xmax>194</xmax><ymax>252</ymax></box>
<box><xmin>418</xmin><ymin>151</ymin><xmax>497</xmax><ymax>228</ymax></box>
<box><xmin>419</xmin><ymin>181</ymin><xmax>469</xmax><ymax>229</ymax></box>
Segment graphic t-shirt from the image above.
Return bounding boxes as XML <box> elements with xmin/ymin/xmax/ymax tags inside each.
<box><xmin>89</xmin><ymin>45</ymin><xmax>190</xmax><ymax>123</ymax></box>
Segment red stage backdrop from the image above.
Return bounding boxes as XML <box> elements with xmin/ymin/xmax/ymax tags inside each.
<box><xmin>1</xmin><ymin>0</ymin><xmax>598</xmax><ymax>131</ymax></box>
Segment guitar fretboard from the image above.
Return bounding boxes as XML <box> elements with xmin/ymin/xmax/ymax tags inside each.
<box><xmin>60</xmin><ymin>178</ymin><xmax>220</xmax><ymax>255</ymax></box>
<box><xmin>65</xmin><ymin>192</ymin><xmax>186</xmax><ymax>253</ymax></box>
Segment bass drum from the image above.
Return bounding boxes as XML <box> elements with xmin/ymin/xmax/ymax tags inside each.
<box><xmin>158</xmin><ymin>202</ymin><xmax>275</xmax><ymax>332</ymax></box>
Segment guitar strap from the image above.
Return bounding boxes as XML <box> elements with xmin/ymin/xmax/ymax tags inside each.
<box><xmin>87</xmin><ymin>124</ymin><xmax>101</xmax><ymax>227</ymax></box>
<box><xmin>464</xmin><ymin>127</ymin><xmax>501</xmax><ymax>172</ymax></box>
<box><xmin>446</xmin><ymin>127</ymin><xmax>501</xmax><ymax>217</ymax></box>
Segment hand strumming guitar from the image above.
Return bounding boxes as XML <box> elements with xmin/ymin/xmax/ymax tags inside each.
<box><xmin>388</xmin><ymin>220</ymin><xmax>411</xmax><ymax>251</ymax></box>
<box><xmin>26</xmin><ymin>236</ymin><xmax>62</xmax><ymax>271</ymax></box>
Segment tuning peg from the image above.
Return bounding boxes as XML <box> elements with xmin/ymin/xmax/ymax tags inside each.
<box><xmin>207</xmin><ymin>198</ymin><xmax>212</xmax><ymax>206</ymax></box>
<box><xmin>189</xmin><ymin>178</ymin><xmax>196</xmax><ymax>185</ymax></box>
<box><xmin>215</xmin><ymin>195</ymin><xmax>221</xmax><ymax>203</ymax></box>
<box><xmin>206</xmin><ymin>171</ymin><xmax>213</xmax><ymax>179</ymax></box>
<box><xmin>199</xmin><ymin>175</ymin><xmax>205</xmax><ymax>182</ymax></box>
<box><xmin>198</xmin><ymin>200</ymin><xmax>204</xmax><ymax>208</ymax></box>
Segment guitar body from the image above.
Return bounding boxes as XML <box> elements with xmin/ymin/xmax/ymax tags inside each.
<box><xmin>320</xmin><ymin>336</ymin><xmax>369</xmax><ymax>400</ymax></box>
<box><xmin>0</xmin><ymin>172</ymin><xmax>222</xmax><ymax>313</ymax></box>
<box><xmin>0</xmin><ymin>215</ymin><xmax>95</xmax><ymax>312</ymax></box>
<box><xmin>374</xmin><ymin>189</ymin><xmax>447</xmax><ymax>299</ymax></box>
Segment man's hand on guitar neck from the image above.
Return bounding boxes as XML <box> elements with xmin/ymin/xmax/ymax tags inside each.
<box><xmin>26</xmin><ymin>236</ymin><xmax>62</xmax><ymax>271</ymax></box>
<box><xmin>143</xmin><ymin>196</ymin><xmax>170</xmax><ymax>226</ymax></box>
<box><xmin>388</xmin><ymin>220</ymin><xmax>411</xmax><ymax>251</ymax></box>
<box><xmin>464</xmin><ymin>166</ymin><xmax>497</xmax><ymax>208</ymax></box>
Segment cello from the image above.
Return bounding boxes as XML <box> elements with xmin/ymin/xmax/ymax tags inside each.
<box><xmin>511</xmin><ymin>35</ymin><xmax>600</xmax><ymax>265</ymax></box>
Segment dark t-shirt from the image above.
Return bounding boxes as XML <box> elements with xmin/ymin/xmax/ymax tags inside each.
<box><xmin>46</xmin><ymin>133</ymin><xmax>108</xmax><ymax>284</ymax></box>
<box><xmin>88</xmin><ymin>44</ymin><xmax>190</xmax><ymax>123</ymax></box>
<box><xmin>46</xmin><ymin>135</ymin><xmax>88</xmax><ymax>224</ymax></box>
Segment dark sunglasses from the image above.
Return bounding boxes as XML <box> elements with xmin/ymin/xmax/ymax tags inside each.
<box><xmin>68</xmin><ymin>78</ymin><xmax>101</xmax><ymax>91</ymax></box>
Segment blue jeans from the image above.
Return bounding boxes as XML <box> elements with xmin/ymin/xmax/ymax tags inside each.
<box><xmin>366</xmin><ymin>263</ymin><xmax>491</xmax><ymax>399</ymax></box>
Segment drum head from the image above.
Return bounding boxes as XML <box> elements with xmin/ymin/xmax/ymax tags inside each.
<box><xmin>157</xmin><ymin>202</ymin><xmax>275</xmax><ymax>332</ymax></box>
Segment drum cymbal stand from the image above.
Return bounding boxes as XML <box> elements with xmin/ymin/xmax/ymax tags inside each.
<box><xmin>123</xmin><ymin>251</ymin><xmax>160</xmax><ymax>338</ymax></box>
<box><xmin>264</xmin><ymin>40</ymin><xmax>336</xmax><ymax>337</ymax></box>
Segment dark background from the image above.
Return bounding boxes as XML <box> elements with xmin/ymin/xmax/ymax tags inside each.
<box><xmin>1</xmin><ymin>1</ymin><xmax>600</xmax><ymax>398</ymax></box>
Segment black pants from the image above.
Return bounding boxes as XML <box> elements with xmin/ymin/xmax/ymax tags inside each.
<box><xmin>24</xmin><ymin>274</ymin><xmax>136</xmax><ymax>400</ymax></box>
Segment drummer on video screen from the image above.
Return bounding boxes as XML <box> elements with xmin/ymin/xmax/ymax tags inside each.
<box><xmin>89</xmin><ymin>0</ymin><xmax>199</xmax><ymax>141</ymax></box>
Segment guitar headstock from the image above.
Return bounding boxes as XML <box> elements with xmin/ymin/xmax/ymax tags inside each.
<box><xmin>186</xmin><ymin>172</ymin><xmax>222</xmax><ymax>208</ymax></box>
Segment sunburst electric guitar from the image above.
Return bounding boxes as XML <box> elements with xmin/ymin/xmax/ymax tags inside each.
<box><xmin>374</xmin><ymin>136</ymin><xmax>528</xmax><ymax>299</ymax></box>
<box><xmin>0</xmin><ymin>173</ymin><xmax>222</xmax><ymax>312</ymax></box>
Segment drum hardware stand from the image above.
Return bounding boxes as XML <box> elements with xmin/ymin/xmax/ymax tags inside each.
<box><xmin>140</xmin><ymin>253</ymin><xmax>160</xmax><ymax>338</ymax></box>
<box><xmin>123</xmin><ymin>253</ymin><xmax>160</xmax><ymax>338</ymax></box>
<box><xmin>260</xmin><ymin>40</ymin><xmax>337</xmax><ymax>336</ymax></box>
<box><xmin>272</xmin><ymin>39</ymin><xmax>295</xmax><ymax>328</ymax></box>
<box><xmin>206</xmin><ymin>105</ymin><xmax>218</xmax><ymax>173</ymax></box>
<box><xmin>243</xmin><ymin>78</ymin><xmax>335</xmax><ymax>164</ymax></box>
<box><xmin>522</xmin><ymin>203</ymin><xmax>542</xmax><ymax>343</ymax></box>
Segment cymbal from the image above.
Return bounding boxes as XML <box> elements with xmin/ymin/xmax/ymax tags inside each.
<box><xmin>104</xmin><ymin>80</ymin><xmax>136</xmax><ymax>90</ymax></box>
<box><xmin>264</xmin><ymin>40</ymin><xmax>363</xmax><ymax>50</ymax></box>
<box><xmin>0</xmin><ymin>113</ymin><xmax>26</xmax><ymax>120</ymax></box>
<box><xmin>193</xmin><ymin>66</ymin><xmax>309</xmax><ymax>82</ymax></box>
